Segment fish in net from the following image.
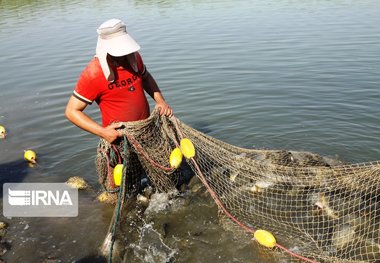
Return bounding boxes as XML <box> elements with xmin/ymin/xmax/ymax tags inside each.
<box><xmin>96</xmin><ymin>110</ymin><xmax>380</xmax><ymax>263</ymax></box>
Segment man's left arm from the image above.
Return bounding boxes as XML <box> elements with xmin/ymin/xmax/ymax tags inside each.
<box><xmin>142</xmin><ymin>70</ymin><xmax>173</xmax><ymax>117</ymax></box>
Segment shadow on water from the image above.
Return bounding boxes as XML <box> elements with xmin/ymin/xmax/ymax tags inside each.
<box><xmin>0</xmin><ymin>159</ymin><xmax>28</xmax><ymax>262</ymax></box>
<box><xmin>0</xmin><ymin>159</ymin><xmax>29</xmax><ymax>196</ymax></box>
<box><xmin>75</xmin><ymin>254</ymin><xmax>107</xmax><ymax>263</ymax></box>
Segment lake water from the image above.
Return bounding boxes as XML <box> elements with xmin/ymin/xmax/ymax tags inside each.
<box><xmin>1</xmin><ymin>0</ymin><xmax>380</xmax><ymax>262</ymax></box>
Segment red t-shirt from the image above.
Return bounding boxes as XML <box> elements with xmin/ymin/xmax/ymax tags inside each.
<box><xmin>73</xmin><ymin>53</ymin><xmax>150</xmax><ymax>127</ymax></box>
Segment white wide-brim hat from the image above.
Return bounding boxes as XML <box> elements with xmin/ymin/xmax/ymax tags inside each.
<box><xmin>96</xmin><ymin>19</ymin><xmax>140</xmax><ymax>82</ymax></box>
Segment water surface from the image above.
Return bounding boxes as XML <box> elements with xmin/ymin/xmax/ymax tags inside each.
<box><xmin>1</xmin><ymin>0</ymin><xmax>380</xmax><ymax>262</ymax></box>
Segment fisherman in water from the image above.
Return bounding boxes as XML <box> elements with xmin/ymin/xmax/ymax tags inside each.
<box><xmin>65</xmin><ymin>18</ymin><xmax>173</xmax><ymax>191</ymax></box>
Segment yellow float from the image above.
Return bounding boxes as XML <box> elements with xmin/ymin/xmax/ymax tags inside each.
<box><xmin>0</xmin><ymin>125</ymin><xmax>6</xmax><ymax>139</ymax></box>
<box><xmin>170</xmin><ymin>147</ymin><xmax>183</xmax><ymax>168</ymax></box>
<box><xmin>24</xmin><ymin>150</ymin><xmax>37</xmax><ymax>163</ymax></box>
<box><xmin>253</xmin><ymin>229</ymin><xmax>277</xmax><ymax>248</ymax></box>
<box><xmin>180</xmin><ymin>138</ymin><xmax>195</xmax><ymax>158</ymax></box>
<box><xmin>113</xmin><ymin>164</ymin><xmax>124</xmax><ymax>186</ymax></box>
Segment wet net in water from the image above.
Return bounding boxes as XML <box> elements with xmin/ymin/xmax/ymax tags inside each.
<box><xmin>96</xmin><ymin>111</ymin><xmax>380</xmax><ymax>263</ymax></box>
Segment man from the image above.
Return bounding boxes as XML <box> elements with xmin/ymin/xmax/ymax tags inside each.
<box><xmin>65</xmin><ymin>18</ymin><xmax>173</xmax><ymax>143</ymax></box>
<box><xmin>65</xmin><ymin>19</ymin><xmax>173</xmax><ymax>193</ymax></box>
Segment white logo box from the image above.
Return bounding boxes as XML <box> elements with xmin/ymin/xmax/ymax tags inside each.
<box><xmin>3</xmin><ymin>183</ymin><xmax>78</xmax><ymax>217</ymax></box>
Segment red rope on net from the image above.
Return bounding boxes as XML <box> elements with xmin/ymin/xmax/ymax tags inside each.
<box><xmin>124</xmin><ymin>132</ymin><xmax>176</xmax><ymax>172</ymax></box>
<box><xmin>111</xmin><ymin>144</ymin><xmax>122</xmax><ymax>164</ymax></box>
<box><xmin>98</xmin><ymin>148</ymin><xmax>117</xmax><ymax>189</ymax></box>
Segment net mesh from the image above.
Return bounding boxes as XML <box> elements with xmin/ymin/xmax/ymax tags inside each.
<box><xmin>97</xmin><ymin>111</ymin><xmax>380</xmax><ymax>263</ymax></box>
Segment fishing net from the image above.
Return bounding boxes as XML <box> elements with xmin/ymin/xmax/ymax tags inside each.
<box><xmin>96</xmin><ymin>110</ymin><xmax>380</xmax><ymax>263</ymax></box>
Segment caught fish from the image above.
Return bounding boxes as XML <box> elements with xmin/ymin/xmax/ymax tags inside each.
<box><xmin>310</xmin><ymin>192</ymin><xmax>339</xmax><ymax>219</ymax></box>
<box><xmin>137</xmin><ymin>194</ymin><xmax>150</xmax><ymax>207</ymax></box>
<box><xmin>364</xmin><ymin>238</ymin><xmax>380</xmax><ymax>256</ymax></box>
<box><xmin>229</xmin><ymin>172</ymin><xmax>239</xmax><ymax>182</ymax></box>
<box><xmin>250</xmin><ymin>180</ymin><xmax>274</xmax><ymax>193</ymax></box>
<box><xmin>331</xmin><ymin>223</ymin><xmax>355</xmax><ymax>251</ymax></box>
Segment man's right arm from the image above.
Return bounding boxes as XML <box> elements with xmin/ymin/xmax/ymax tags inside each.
<box><xmin>65</xmin><ymin>95</ymin><xmax>122</xmax><ymax>143</ymax></box>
